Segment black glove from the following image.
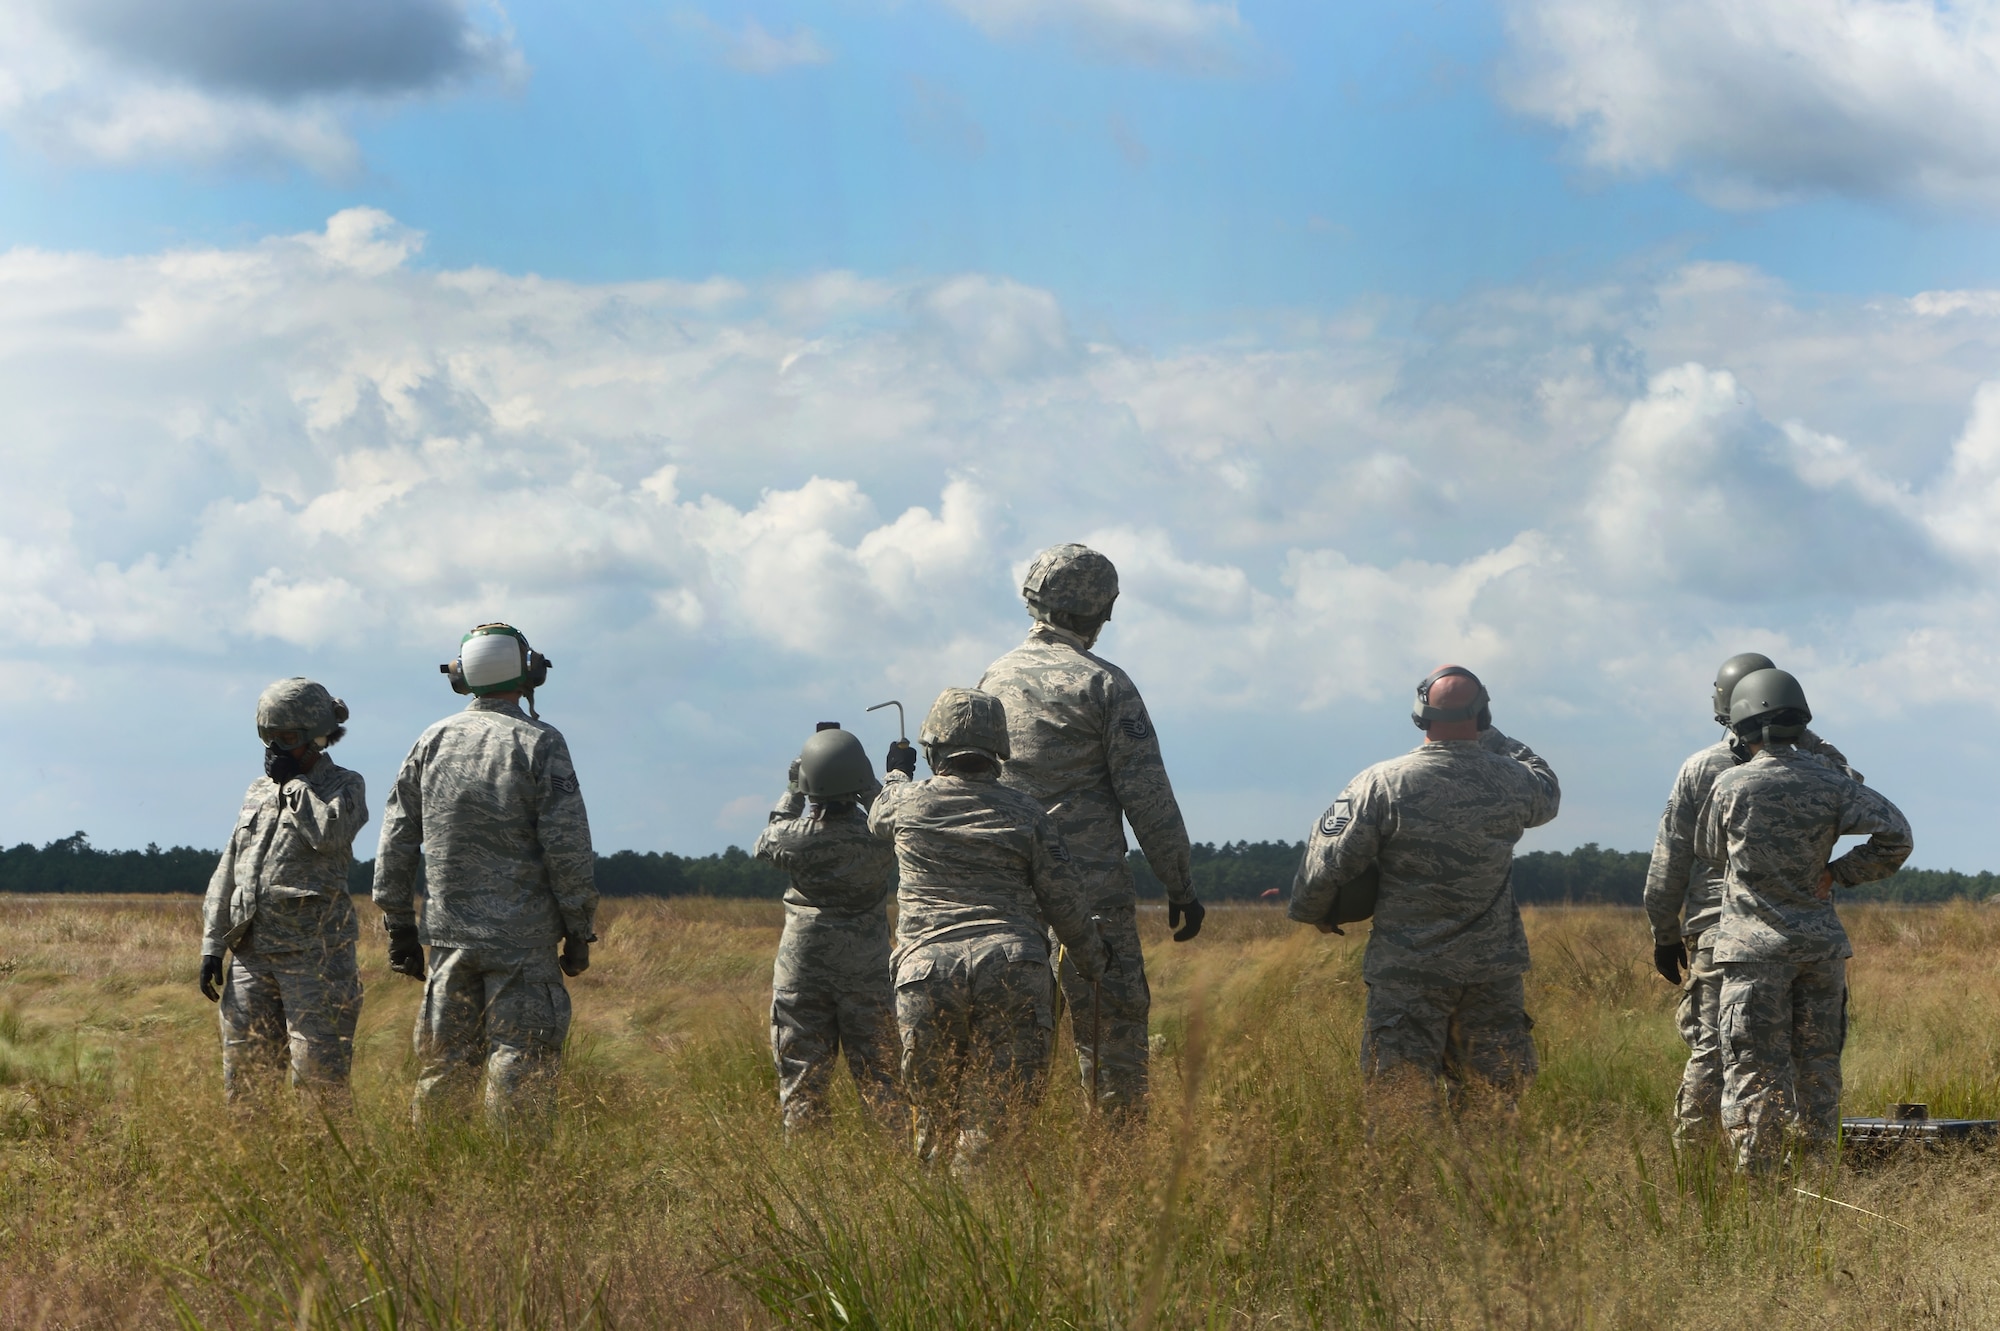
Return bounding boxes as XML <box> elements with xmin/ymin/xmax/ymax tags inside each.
<box><xmin>387</xmin><ymin>921</ymin><xmax>427</xmax><ymax>980</ymax></box>
<box><xmin>885</xmin><ymin>740</ymin><xmax>917</xmax><ymax>777</ymax></box>
<box><xmin>264</xmin><ymin>745</ymin><xmax>304</xmax><ymax>785</ymax></box>
<box><xmin>560</xmin><ymin>932</ymin><xmax>593</xmax><ymax>977</ymax></box>
<box><xmin>1168</xmin><ymin>897</ymin><xmax>1206</xmax><ymax>942</ymax></box>
<box><xmin>199</xmin><ymin>954</ymin><xmax>224</xmax><ymax>1002</ymax></box>
<box><xmin>1653</xmin><ymin>942</ymin><xmax>1688</xmax><ymax>986</ymax></box>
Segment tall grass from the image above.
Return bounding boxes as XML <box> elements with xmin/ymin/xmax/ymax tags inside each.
<box><xmin>4</xmin><ymin>895</ymin><xmax>2000</xmax><ymax>1327</ymax></box>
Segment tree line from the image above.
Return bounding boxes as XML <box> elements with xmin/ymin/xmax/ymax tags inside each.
<box><xmin>1</xmin><ymin>831</ymin><xmax>1988</xmax><ymax>906</ymax></box>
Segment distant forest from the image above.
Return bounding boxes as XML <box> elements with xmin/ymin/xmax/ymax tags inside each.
<box><xmin>0</xmin><ymin>831</ymin><xmax>1988</xmax><ymax>906</ymax></box>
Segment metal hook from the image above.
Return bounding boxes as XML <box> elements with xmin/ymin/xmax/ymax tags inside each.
<box><xmin>866</xmin><ymin>699</ymin><xmax>906</xmax><ymax>740</ymax></box>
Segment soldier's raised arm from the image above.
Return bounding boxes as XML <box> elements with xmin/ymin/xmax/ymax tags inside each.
<box><xmin>1828</xmin><ymin>784</ymin><xmax>1913</xmax><ymax>888</ymax></box>
<box><xmin>281</xmin><ymin>766</ymin><xmax>368</xmax><ymax>855</ymax></box>
<box><xmin>1479</xmin><ymin>727</ymin><xmax>1560</xmax><ymax>826</ymax></box>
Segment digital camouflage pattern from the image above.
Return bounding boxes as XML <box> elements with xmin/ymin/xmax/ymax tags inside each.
<box><xmin>755</xmin><ymin>788</ymin><xmax>901</xmax><ymax>1129</ymax></box>
<box><xmin>203</xmin><ymin>758</ymin><xmax>368</xmax><ymax>957</ymax></box>
<box><xmin>1671</xmin><ymin>939</ymin><xmax>1726</xmax><ymax>1143</ymax></box>
<box><xmin>1361</xmin><ymin>973</ymin><xmax>1536</xmax><ymax>1095</ymax></box>
<box><xmin>1022</xmin><ymin>543</ymin><xmax>1119</xmax><ymax>617</ymax></box>
<box><xmin>1643</xmin><ymin>728</ymin><xmax>1854</xmax><ymax>947</ymax></box>
<box><xmin>218</xmin><ymin>909</ymin><xmax>363</xmax><ymax>1100</ymax></box>
<box><xmin>372</xmin><ymin>696</ymin><xmax>597</xmax><ymax>950</ymax></box>
<box><xmin>1290</xmin><ymin>730</ymin><xmax>1559</xmax><ymax>987</ymax></box>
<box><xmin>1696</xmin><ymin>743</ymin><xmax>1911</xmax><ymax>966</ymax></box>
<box><xmin>870</xmin><ymin>768</ymin><xmax>1102</xmax><ymax>1163</ymax></box>
<box><xmin>1717</xmin><ymin>958</ymin><xmax>1847</xmax><ymax>1167</ymax></box>
<box><xmin>1053</xmin><ymin>904</ymin><xmax>1148</xmax><ymax>1114</ymax></box>
<box><xmin>412</xmin><ymin>945</ymin><xmax>572</xmax><ymax>1130</ymax></box>
<box><xmin>255</xmin><ymin>676</ymin><xmax>343</xmax><ymax>742</ymax></box>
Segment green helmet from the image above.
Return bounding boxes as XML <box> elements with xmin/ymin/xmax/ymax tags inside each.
<box><xmin>796</xmin><ymin>728</ymin><xmax>874</xmax><ymax>800</ymax></box>
<box><xmin>256</xmin><ymin>678</ymin><xmax>348</xmax><ymax>748</ymax></box>
<box><xmin>920</xmin><ymin>688</ymin><xmax>1011</xmax><ymax>765</ymax></box>
<box><xmin>1712</xmin><ymin>652</ymin><xmax>1777</xmax><ymax>725</ymax></box>
<box><xmin>1022</xmin><ymin>544</ymin><xmax>1119</xmax><ymax>621</ymax></box>
<box><xmin>1728</xmin><ymin>667</ymin><xmax>1811</xmax><ymax>742</ymax></box>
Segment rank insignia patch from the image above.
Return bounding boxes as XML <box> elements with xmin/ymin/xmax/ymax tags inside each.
<box><xmin>1320</xmin><ymin>798</ymin><xmax>1353</xmax><ymax>837</ymax></box>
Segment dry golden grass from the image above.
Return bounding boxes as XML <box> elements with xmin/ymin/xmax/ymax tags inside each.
<box><xmin>5</xmin><ymin>894</ymin><xmax>2000</xmax><ymax>1328</ymax></box>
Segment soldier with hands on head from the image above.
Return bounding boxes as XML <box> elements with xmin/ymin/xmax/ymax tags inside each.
<box><xmin>753</xmin><ymin>723</ymin><xmax>902</xmax><ymax>1133</ymax></box>
<box><xmin>372</xmin><ymin>623</ymin><xmax>597</xmax><ymax>1133</ymax></box>
<box><xmin>1289</xmin><ymin>666</ymin><xmax>1559</xmax><ymax>1108</ymax></box>
<box><xmin>199</xmin><ymin>678</ymin><xmax>367</xmax><ymax>1105</ymax></box>
<box><xmin>1643</xmin><ymin>652</ymin><xmax>1859</xmax><ymax>1146</ymax></box>
<box><xmin>1697</xmin><ymin>669</ymin><xmax>1911</xmax><ymax>1170</ymax></box>
<box><xmin>869</xmin><ymin>688</ymin><xmax>1108</xmax><ymax>1171</ymax></box>
<box><xmin>977</xmin><ymin>543</ymin><xmax>1201</xmax><ymax>1120</ymax></box>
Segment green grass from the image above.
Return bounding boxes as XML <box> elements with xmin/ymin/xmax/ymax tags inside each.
<box><xmin>4</xmin><ymin>895</ymin><xmax>2000</xmax><ymax>1328</ymax></box>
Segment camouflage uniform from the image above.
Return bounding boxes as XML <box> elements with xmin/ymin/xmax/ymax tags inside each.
<box><xmin>373</xmin><ymin>696</ymin><xmax>597</xmax><ymax>1128</ymax></box>
<box><xmin>1643</xmin><ymin>729</ymin><xmax>1853</xmax><ymax>1143</ymax></box>
<box><xmin>1290</xmin><ymin>730</ymin><xmax>1560</xmax><ymax>1099</ymax></box>
<box><xmin>201</xmin><ymin>757</ymin><xmax>368</xmax><ymax>1100</ymax></box>
<box><xmin>868</xmin><ymin>767</ymin><xmax>1102</xmax><ymax>1167</ymax></box>
<box><xmin>1696</xmin><ymin>743</ymin><xmax>1911</xmax><ymax>1167</ymax></box>
<box><xmin>978</xmin><ymin>621</ymin><xmax>1193</xmax><ymax>1116</ymax></box>
<box><xmin>754</xmin><ymin>786</ymin><xmax>901</xmax><ymax>1131</ymax></box>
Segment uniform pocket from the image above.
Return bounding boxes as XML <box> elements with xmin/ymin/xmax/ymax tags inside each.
<box><xmin>895</xmin><ymin>957</ymin><xmax>936</xmax><ymax>987</ymax></box>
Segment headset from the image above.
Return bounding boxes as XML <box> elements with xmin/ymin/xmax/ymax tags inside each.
<box><xmin>442</xmin><ymin>623</ymin><xmax>553</xmax><ymax>714</ymax></box>
<box><xmin>1411</xmin><ymin>665</ymin><xmax>1492</xmax><ymax>731</ymax></box>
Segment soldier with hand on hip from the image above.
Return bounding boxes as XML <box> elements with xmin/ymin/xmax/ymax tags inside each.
<box><xmin>1289</xmin><ymin>666</ymin><xmax>1559</xmax><ymax>1112</ymax></box>
<box><xmin>372</xmin><ymin>622</ymin><xmax>597</xmax><ymax>1135</ymax></box>
<box><xmin>200</xmin><ymin>678</ymin><xmax>367</xmax><ymax>1107</ymax></box>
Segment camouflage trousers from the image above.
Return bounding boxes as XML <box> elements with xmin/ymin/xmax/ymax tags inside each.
<box><xmin>1672</xmin><ymin>935</ymin><xmax>1725</xmax><ymax>1144</ymax></box>
<box><xmin>771</xmin><ymin>985</ymin><xmax>903</xmax><ymax>1132</ymax></box>
<box><xmin>412</xmin><ymin>945</ymin><xmax>573</xmax><ymax>1133</ymax></box>
<box><xmin>1718</xmin><ymin>958</ymin><xmax>1847</xmax><ymax>1169</ymax></box>
<box><xmin>219</xmin><ymin>942</ymin><xmax>362</xmax><ymax>1102</ymax></box>
<box><xmin>1362</xmin><ymin>973</ymin><xmax>1537</xmax><ymax>1104</ymax></box>
<box><xmin>895</xmin><ymin>937</ymin><xmax>1054</xmax><ymax>1169</ymax></box>
<box><xmin>1053</xmin><ymin>903</ymin><xmax>1149</xmax><ymax>1117</ymax></box>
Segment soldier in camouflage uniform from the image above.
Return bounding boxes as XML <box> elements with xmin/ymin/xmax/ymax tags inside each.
<box><xmin>1697</xmin><ymin>668</ymin><xmax>1910</xmax><ymax>1169</ymax></box>
<box><xmin>869</xmin><ymin>688</ymin><xmax>1107</xmax><ymax>1169</ymax></box>
<box><xmin>754</xmin><ymin>725</ymin><xmax>901</xmax><ymax>1132</ymax></box>
<box><xmin>199</xmin><ymin>678</ymin><xmax>367</xmax><ymax>1104</ymax></box>
<box><xmin>1290</xmin><ymin>666</ymin><xmax>1559</xmax><ymax>1105</ymax></box>
<box><xmin>1644</xmin><ymin>652</ymin><xmax>1858</xmax><ymax>1146</ymax></box>
<box><xmin>374</xmin><ymin>623</ymin><xmax>597</xmax><ymax>1131</ymax></box>
<box><xmin>977</xmin><ymin>544</ymin><xmax>1202</xmax><ymax>1119</ymax></box>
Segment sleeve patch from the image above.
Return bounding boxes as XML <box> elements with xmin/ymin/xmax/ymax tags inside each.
<box><xmin>1319</xmin><ymin>798</ymin><xmax>1353</xmax><ymax>838</ymax></box>
<box><xmin>550</xmin><ymin>771</ymin><xmax>581</xmax><ymax>795</ymax></box>
<box><xmin>1049</xmin><ymin>836</ymin><xmax>1072</xmax><ymax>864</ymax></box>
<box><xmin>1117</xmin><ymin>714</ymin><xmax>1152</xmax><ymax>740</ymax></box>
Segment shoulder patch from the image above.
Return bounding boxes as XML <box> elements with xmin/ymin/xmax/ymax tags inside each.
<box><xmin>1049</xmin><ymin>835</ymin><xmax>1072</xmax><ymax>864</ymax></box>
<box><xmin>1319</xmin><ymin>798</ymin><xmax>1353</xmax><ymax>838</ymax></box>
<box><xmin>1117</xmin><ymin>714</ymin><xmax>1152</xmax><ymax>740</ymax></box>
<box><xmin>550</xmin><ymin>771</ymin><xmax>580</xmax><ymax>795</ymax></box>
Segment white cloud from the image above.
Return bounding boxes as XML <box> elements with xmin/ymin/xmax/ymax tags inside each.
<box><xmin>677</xmin><ymin>14</ymin><xmax>832</xmax><ymax>73</ymax></box>
<box><xmin>1501</xmin><ymin>0</ymin><xmax>2000</xmax><ymax>207</ymax></box>
<box><xmin>8</xmin><ymin>210</ymin><xmax>2000</xmax><ymax>864</ymax></box>
<box><xmin>938</xmin><ymin>0</ymin><xmax>1247</xmax><ymax>72</ymax></box>
<box><xmin>0</xmin><ymin>0</ymin><xmax>520</xmax><ymax>174</ymax></box>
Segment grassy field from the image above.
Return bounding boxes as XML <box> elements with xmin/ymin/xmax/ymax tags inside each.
<box><xmin>5</xmin><ymin>896</ymin><xmax>2000</xmax><ymax>1329</ymax></box>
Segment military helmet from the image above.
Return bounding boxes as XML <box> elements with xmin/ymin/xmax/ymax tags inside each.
<box><xmin>256</xmin><ymin>677</ymin><xmax>348</xmax><ymax>748</ymax></box>
<box><xmin>1022</xmin><ymin>544</ymin><xmax>1119</xmax><ymax>619</ymax></box>
<box><xmin>919</xmin><ymin>687</ymin><xmax>1012</xmax><ymax>763</ymax></box>
<box><xmin>797</xmin><ymin>727</ymin><xmax>875</xmax><ymax>800</ymax></box>
<box><xmin>1712</xmin><ymin>652</ymin><xmax>1777</xmax><ymax>725</ymax></box>
<box><xmin>1728</xmin><ymin>667</ymin><xmax>1812</xmax><ymax>742</ymax></box>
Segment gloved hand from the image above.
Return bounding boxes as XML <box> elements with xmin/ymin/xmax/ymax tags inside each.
<box><xmin>885</xmin><ymin>740</ymin><xmax>917</xmax><ymax>777</ymax></box>
<box><xmin>387</xmin><ymin>920</ymin><xmax>426</xmax><ymax>980</ymax></box>
<box><xmin>560</xmin><ymin>932</ymin><xmax>593</xmax><ymax>977</ymax></box>
<box><xmin>787</xmin><ymin>757</ymin><xmax>803</xmax><ymax>794</ymax></box>
<box><xmin>264</xmin><ymin>745</ymin><xmax>303</xmax><ymax>785</ymax></box>
<box><xmin>199</xmin><ymin>954</ymin><xmax>224</xmax><ymax>1002</ymax></box>
<box><xmin>1169</xmin><ymin>897</ymin><xmax>1206</xmax><ymax>942</ymax></box>
<box><xmin>1653</xmin><ymin>941</ymin><xmax>1688</xmax><ymax>986</ymax></box>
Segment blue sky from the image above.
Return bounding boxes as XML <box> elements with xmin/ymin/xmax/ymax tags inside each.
<box><xmin>4</xmin><ymin>0</ymin><xmax>2000</xmax><ymax>868</ymax></box>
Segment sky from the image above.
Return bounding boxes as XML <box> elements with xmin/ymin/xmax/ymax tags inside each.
<box><xmin>3</xmin><ymin>0</ymin><xmax>2000</xmax><ymax>868</ymax></box>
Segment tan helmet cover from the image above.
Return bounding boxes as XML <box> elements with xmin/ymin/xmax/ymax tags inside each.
<box><xmin>256</xmin><ymin>678</ymin><xmax>348</xmax><ymax>746</ymax></box>
<box><xmin>919</xmin><ymin>687</ymin><xmax>1011</xmax><ymax>761</ymax></box>
<box><xmin>1021</xmin><ymin>543</ymin><xmax>1119</xmax><ymax>620</ymax></box>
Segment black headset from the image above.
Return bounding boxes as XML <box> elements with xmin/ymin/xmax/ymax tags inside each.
<box><xmin>1411</xmin><ymin>665</ymin><xmax>1492</xmax><ymax>731</ymax></box>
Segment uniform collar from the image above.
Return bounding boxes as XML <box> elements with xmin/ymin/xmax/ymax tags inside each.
<box><xmin>1029</xmin><ymin>621</ymin><xmax>1092</xmax><ymax>651</ymax></box>
<box><xmin>469</xmin><ymin>695</ymin><xmax>527</xmax><ymax>718</ymax></box>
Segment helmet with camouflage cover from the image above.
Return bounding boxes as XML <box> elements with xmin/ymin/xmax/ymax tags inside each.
<box><xmin>1712</xmin><ymin>652</ymin><xmax>1777</xmax><ymax>726</ymax></box>
<box><xmin>1728</xmin><ymin>667</ymin><xmax>1812</xmax><ymax>743</ymax></box>
<box><xmin>796</xmin><ymin>727</ymin><xmax>875</xmax><ymax>800</ymax></box>
<box><xmin>1022</xmin><ymin>544</ymin><xmax>1119</xmax><ymax>623</ymax></box>
<box><xmin>919</xmin><ymin>687</ymin><xmax>1011</xmax><ymax>766</ymax></box>
<box><xmin>256</xmin><ymin>677</ymin><xmax>349</xmax><ymax>749</ymax></box>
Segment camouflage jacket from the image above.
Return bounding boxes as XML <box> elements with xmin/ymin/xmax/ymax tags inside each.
<box><xmin>1697</xmin><ymin>743</ymin><xmax>1912</xmax><ymax>964</ymax></box>
<box><xmin>202</xmin><ymin>757</ymin><xmax>368</xmax><ymax>957</ymax></box>
<box><xmin>977</xmin><ymin>623</ymin><xmax>1194</xmax><ymax>906</ymax></box>
<box><xmin>1289</xmin><ymin>730</ymin><xmax>1560</xmax><ymax>985</ymax></box>
<box><xmin>1642</xmin><ymin>728</ymin><xmax>1853</xmax><ymax>947</ymax></box>
<box><xmin>754</xmin><ymin>788</ymin><xmax>895</xmax><ymax>993</ymax></box>
<box><xmin>867</xmin><ymin>769</ymin><xmax>1100</xmax><ymax>979</ymax></box>
<box><xmin>372</xmin><ymin>697</ymin><xmax>597</xmax><ymax>950</ymax></box>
